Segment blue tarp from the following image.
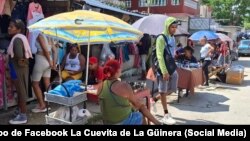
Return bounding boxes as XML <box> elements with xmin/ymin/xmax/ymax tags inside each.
<box><xmin>83</xmin><ymin>0</ymin><xmax>145</xmax><ymax>18</ymax></box>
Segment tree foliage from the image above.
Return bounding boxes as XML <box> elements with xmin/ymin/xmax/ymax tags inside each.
<box><xmin>201</xmin><ymin>0</ymin><xmax>250</xmax><ymax>27</ymax></box>
<box><xmin>244</xmin><ymin>22</ymin><xmax>250</xmax><ymax>30</ymax></box>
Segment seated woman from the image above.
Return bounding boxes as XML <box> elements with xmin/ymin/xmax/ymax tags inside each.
<box><xmin>97</xmin><ymin>60</ymin><xmax>161</xmax><ymax>125</ymax></box>
<box><xmin>61</xmin><ymin>44</ymin><xmax>86</xmax><ymax>81</ymax></box>
<box><xmin>177</xmin><ymin>46</ymin><xmax>197</xmax><ymax>64</ymax></box>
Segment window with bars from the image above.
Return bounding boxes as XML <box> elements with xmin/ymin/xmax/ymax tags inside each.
<box><xmin>124</xmin><ymin>0</ymin><xmax>131</xmax><ymax>8</ymax></box>
<box><xmin>138</xmin><ymin>0</ymin><xmax>167</xmax><ymax>7</ymax></box>
<box><xmin>171</xmin><ymin>0</ymin><xmax>180</xmax><ymax>5</ymax></box>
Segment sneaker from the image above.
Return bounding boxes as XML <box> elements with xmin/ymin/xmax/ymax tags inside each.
<box><xmin>161</xmin><ymin>113</ymin><xmax>176</xmax><ymax>125</ymax></box>
<box><xmin>31</xmin><ymin>107</ymin><xmax>51</xmax><ymax>113</ymax></box>
<box><xmin>9</xmin><ymin>114</ymin><xmax>27</xmax><ymax>125</ymax></box>
<box><xmin>179</xmin><ymin>90</ymin><xmax>185</xmax><ymax>98</ymax></box>
<box><xmin>11</xmin><ymin>107</ymin><xmax>20</xmax><ymax>118</ymax></box>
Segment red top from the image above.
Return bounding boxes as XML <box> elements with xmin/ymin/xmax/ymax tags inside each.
<box><xmin>95</xmin><ymin>66</ymin><xmax>105</xmax><ymax>82</ymax></box>
<box><xmin>220</xmin><ymin>43</ymin><xmax>228</xmax><ymax>56</ymax></box>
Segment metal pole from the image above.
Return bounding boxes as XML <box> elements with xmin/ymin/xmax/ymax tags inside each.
<box><xmin>209</xmin><ymin>18</ymin><xmax>211</xmax><ymax>31</ymax></box>
<box><xmin>85</xmin><ymin>30</ymin><xmax>91</xmax><ymax>86</ymax></box>
<box><xmin>55</xmin><ymin>28</ymin><xmax>62</xmax><ymax>84</ymax></box>
<box><xmin>147</xmin><ymin>0</ymin><xmax>150</xmax><ymax>14</ymax></box>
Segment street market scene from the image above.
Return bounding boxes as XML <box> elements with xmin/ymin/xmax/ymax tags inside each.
<box><xmin>0</xmin><ymin>0</ymin><xmax>250</xmax><ymax>125</ymax></box>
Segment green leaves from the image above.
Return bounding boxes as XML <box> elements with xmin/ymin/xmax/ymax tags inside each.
<box><xmin>201</xmin><ymin>0</ymin><xmax>250</xmax><ymax>27</ymax></box>
<box><xmin>244</xmin><ymin>22</ymin><xmax>250</xmax><ymax>30</ymax></box>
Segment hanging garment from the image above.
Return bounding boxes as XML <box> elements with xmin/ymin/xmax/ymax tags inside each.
<box><xmin>0</xmin><ymin>37</ymin><xmax>11</xmax><ymax>51</ymax></box>
<box><xmin>57</xmin><ymin>41</ymin><xmax>66</xmax><ymax>64</ymax></box>
<box><xmin>133</xmin><ymin>45</ymin><xmax>140</xmax><ymax>68</ymax></box>
<box><xmin>0</xmin><ymin>0</ymin><xmax>6</xmax><ymax>15</ymax></box>
<box><xmin>122</xmin><ymin>44</ymin><xmax>130</xmax><ymax>62</ymax></box>
<box><xmin>129</xmin><ymin>43</ymin><xmax>137</xmax><ymax>55</ymax></box>
<box><xmin>110</xmin><ymin>46</ymin><xmax>117</xmax><ymax>59</ymax></box>
<box><xmin>0</xmin><ymin>53</ymin><xmax>6</xmax><ymax>108</ymax></box>
<box><xmin>0</xmin><ymin>15</ymin><xmax>10</xmax><ymax>34</ymax></box>
<box><xmin>3</xmin><ymin>54</ymin><xmax>15</xmax><ymax>104</ymax></box>
<box><xmin>11</xmin><ymin>1</ymin><xmax>29</xmax><ymax>24</ymax></box>
<box><xmin>1</xmin><ymin>0</ymin><xmax>13</xmax><ymax>16</ymax></box>
<box><xmin>118</xmin><ymin>47</ymin><xmax>123</xmax><ymax>65</ymax></box>
<box><xmin>27</xmin><ymin>2</ymin><xmax>44</xmax><ymax>26</ymax></box>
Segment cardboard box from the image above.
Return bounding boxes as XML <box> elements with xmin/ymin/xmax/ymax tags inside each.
<box><xmin>226</xmin><ymin>69</ymin><xmax>244</xmax><ymax>85</ymax></box>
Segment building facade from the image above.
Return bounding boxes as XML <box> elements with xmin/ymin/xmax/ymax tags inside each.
<box><xmin>121</xmin><ymin>0</ymin><xmax>199</xmax><ymax>17</ymax></box>
<box><xmin>200</xmin><ymin>5</ymin><xmax>212</xmax><ymax>18</ymax></box>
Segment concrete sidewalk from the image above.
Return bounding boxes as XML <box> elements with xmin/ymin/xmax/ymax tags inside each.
<box><xmin>0</xmin><ymin>57</ymin><xmax>249</xmax><ymax>125</ymax></box>
<box><xmin>151</xmin><ymin>57</ymin><xmax>250</xmax><ymax>124</ymax></box>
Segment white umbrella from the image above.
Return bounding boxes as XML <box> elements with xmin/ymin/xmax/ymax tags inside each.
<box><xmin>132</xmin><ymin>14</ymin><xmax>189</xmax><ymax>36</ymax></box>
<box><xmin>216</xmin><ymin>33</ymin><xmax>233</xmax><ymax>42</ymax></box>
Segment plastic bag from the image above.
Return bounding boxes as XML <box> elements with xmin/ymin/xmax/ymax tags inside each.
<box><xmin>100</xmin><ymin>43</ymin><xmax>115</xmax><ymax>65</ymax></box>
<box><xmin>53</xmin><ymin>106</ymin><xmax>79</xmax><ymax>122</ymax></box>
<box><xmin>230</xmin><ymin>65</ymin><xmax>244</xmax><ymax>73</ymax></box>
<box><xmin>49</xmin><ymin>80</ymin><xmax>84</xmax><ymax>97</ymax></box>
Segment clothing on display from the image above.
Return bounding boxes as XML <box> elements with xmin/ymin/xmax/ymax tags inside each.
<box><xmin>132</xmin><ymin>45</ymin><xmax>140</xmax><ymax>68</ymax></box>
<box><xmin>0</xmin><ymin>15</ymin><xmax>11</xmax><ymax>34</ymax></box>
<box><xmin>27</xmin><ymin>2</ymin><xmax>44</xmax><ymax>26</ymax></box>
<box><xmin>57</xmin><ymin>41</ymin><xmax>66</xmax><ymax>64</ymax></box>
<box><xmin>11</xmin><ymin>1</ymin><xmax>29</xmax><ymax>24</ymax></box>
<box><xmin>0</xmin><ymin>37</ymin><xmax>11</xmax><ymax>51</ymax></box>
<box><xmin>0</xmin><ymin>0</ymin><xmax>6</xmax><ymax>15</ymax></box>
<box><xmin>99</xmin><ymin>43</ymin><xmax>115</xmax><ymax>66</ymax></box>
<box><xmin>110</xmin><ymin>43</ymin><xmax>130</xmax><ymax>63</ymax></box>
<box><xmin>118</xmin><ymin>47</ymin><xmax>123</xmax><ymax>65</ymax></box>
<box><xmin>1</xmin><ymin>0</ymin><xmax>13</xmax><ymax>16</ymax></box>
<box><xmin>4</xmin><ymin>55</ymin><xmax>16</xmax><ymax>106</ymax></box>
<box><xmin>122</xmin><ymin>45</ymin><xmax>130</xmax><ymax>62</ymax></box>
<box><xmin>0</xmin><ymin>53</ymin><xmax>6</xmax><ymax>108</ymax></box>
<box><xmin>0</xmin><ymin>1</ymin><xmax>47</xmax><ymax>109</ymax></box>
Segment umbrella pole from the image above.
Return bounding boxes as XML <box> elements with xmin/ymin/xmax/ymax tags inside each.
<box><xmin>55</xmin><ymin>28</ymin><xmax>62</xmax><ymax>84</ymax></box>
<box><xmin>85</xmin><ymin>30</ymin><xmax>91</xmax><ymax>86</ymax></box>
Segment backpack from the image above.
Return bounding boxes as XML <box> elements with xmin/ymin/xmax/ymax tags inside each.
<box><xmin>151</xmin><ymin>34</ymin><xmax>177</xmax><ymax>76</ymax></box>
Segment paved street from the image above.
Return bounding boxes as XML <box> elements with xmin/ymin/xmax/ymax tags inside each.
<box><xmin>0</xmin><ymin>57</ymin><xmax>249</xmax><ymax>125</ymax></box>
<box><xmin>153</xmin><ymin>57</ymin><xmax>250</xmax><ymax>125</ymax></box>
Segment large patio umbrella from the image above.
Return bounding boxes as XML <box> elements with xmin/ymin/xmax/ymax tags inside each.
<box><xmin>28</xmin><ymin>10</ymin><xmax>142</xmax><ymax>85</ymax></box>
<box><xmin>189</xmin><ymin>30</ymin><xmax>219</xmax><ymax>41</ymax></box>
<box><xmin>132</xmin><ymin>14</ymin><xmax>190</xmax><ymax>36</ymax></box>
<box><xmin>216</xmin><ymin>33</ymin><xmax>233</xmax><ymax>42</ymax></box>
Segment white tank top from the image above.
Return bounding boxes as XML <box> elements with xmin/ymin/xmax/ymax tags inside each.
<box><xmin>64</xmin><ymin>53</ymin><xmax>81</xmax><ymax>71</ymax></box>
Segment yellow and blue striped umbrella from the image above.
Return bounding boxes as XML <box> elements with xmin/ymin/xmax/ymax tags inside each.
<box><xmin>28</xmin><ymin>10</ymin><xmax>142</xmax><ymax>85</ymax></box>
<box><xmin>28</xmin><ymin>10</ymin><xmax>142</xmax><ymax>44</ymax></box>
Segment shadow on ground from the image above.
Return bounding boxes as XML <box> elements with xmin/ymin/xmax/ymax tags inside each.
<box><xmin>171</xmin><ymin>92</ymin><xmax>230</xmax><ymax>113</ymax></box>
<box><xmin>155</xmin><ymin>114</ymin><xmax>221</xmax><ymax>125</ymax></box>
<box><xmin>211</xmin><ymin>80</ymin><xmax>250</xmax><ymax>88</ymax></box>
<box><xmin>174</xmin><ymin>117</ymin><xmax>221</xmax><ymax>125</ymax></box>
<box><xmin>233</xmin><ymin>59</ymin><xmax>250</xmax><ymax>68</ymax></box>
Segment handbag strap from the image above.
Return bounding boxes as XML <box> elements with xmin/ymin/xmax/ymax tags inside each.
<box><xmin>108</xmin><ymin>80</ymin><xmax>130</xmax><ymax>107</ymax></box>
<box><xmin>158</xmin><ymin>34</ymin><xmax>173</xmax><ymax>56</ymax></box>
